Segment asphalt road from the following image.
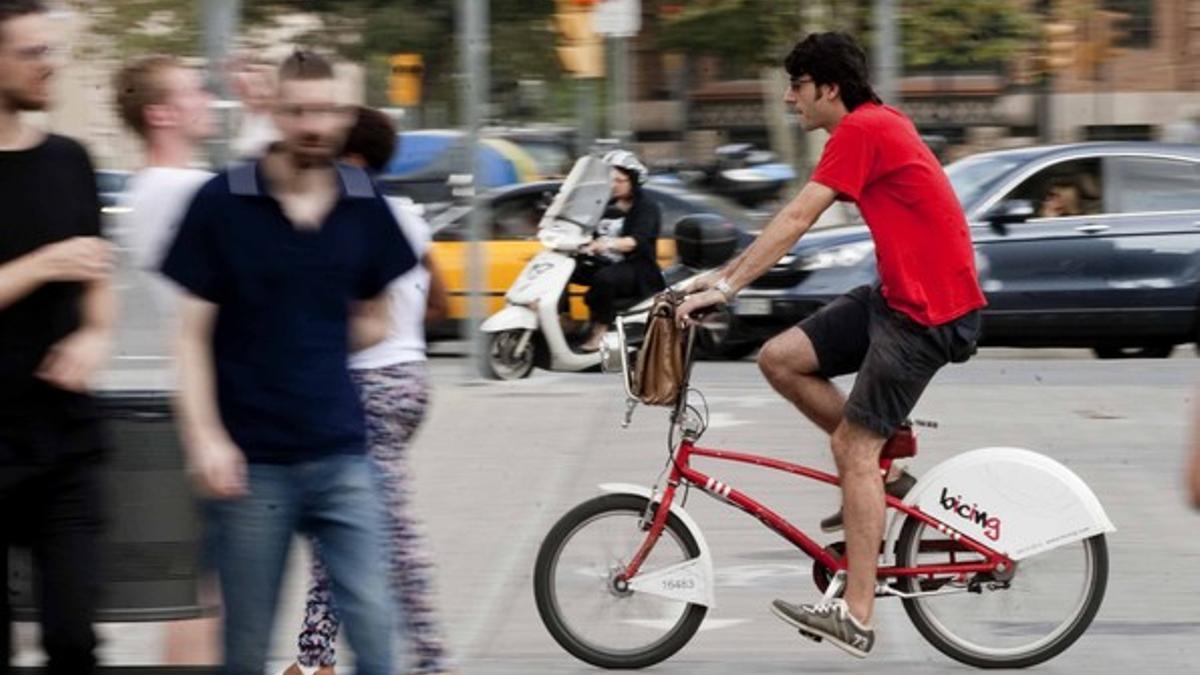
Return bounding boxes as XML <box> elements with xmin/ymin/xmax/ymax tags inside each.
<box><xmin>13</xmin><ymin>350</ymin><xmax>1200</xmax><ymax>674</ymax></box>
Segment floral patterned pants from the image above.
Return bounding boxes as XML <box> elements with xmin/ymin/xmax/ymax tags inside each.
<box><xmin>296</xmin><ymin>362</ymin><xmax>449</xmax><ymax>673</ymax></box>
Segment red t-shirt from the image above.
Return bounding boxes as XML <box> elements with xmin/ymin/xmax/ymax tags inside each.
<box><xmin>811</xmin><ymin>103</ymin><xmax>986</xmax><ymax>326</ymax></box>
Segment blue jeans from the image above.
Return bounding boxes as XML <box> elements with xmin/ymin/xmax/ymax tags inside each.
<box><xmin>208</xmin><ymin>454</ymin><xmax>400</xmax><ymax>675</ymax></box>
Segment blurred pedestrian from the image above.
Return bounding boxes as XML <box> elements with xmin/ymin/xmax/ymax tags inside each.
<box><xmin>0</xmin><ymin>2</ymin><xmax>116</xmax><ymax>673</ymax></box>
<box><xmin>1190</xmin><ymin>396</ymin><xmax>1200</xmax><ymax>509</ymax></box>
<box><xmin>114</xmin><ymin>54</ymin><xmax>215</xmax><ymax>348</ymax></box>
<box><xmin>161</xmin><ymin>51</ymin><xmax>416</xmax><ymax>675</ymax></box>
<box><xmin>113</xmin><ymin>53</ymin><xmax>220</xmax><ymax>665</ymax></box>
<box><xmin>284</xmin><ymin>106</ymin><xmax>451</xmax><ymax>675</ymax></box>
<box><xmin>226</xmin><ymin>54</ymin><xmax>280</xmax><ymax>159</ymax></box>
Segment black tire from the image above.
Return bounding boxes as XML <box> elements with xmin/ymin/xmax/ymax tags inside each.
<box><xmin>480</xmin><ymin>329</ymin><xmax>536</xmax><ymax>380</ymax></box>
<box><xmin>695</xmin><ymin>335</ymin><xmax>760</xmax><ymax>361</ymax></box>
<box><xmin>896</xmin><ymin>517</ymin><xmax>1108</xmax><ymax>669</ymax></box>
<box><xmin>1093</xmin><ymin>344</ymin><xmax>1174</xmax><ymax>359</ymax></box>
<box><xmin>693</xmin><ymin>310</ymin><xmax>759</xmax><ymax>361</ymax></box>
<box><xmin>533</xmin><ymin>494</ymin><xmax>708</xmax><ymax>669</ymax></box>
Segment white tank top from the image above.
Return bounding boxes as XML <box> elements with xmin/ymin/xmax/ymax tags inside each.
<box><xmin>349</xmin><ymin>197</ymin><xmax>432</xmax><ymax>369</ymax></box>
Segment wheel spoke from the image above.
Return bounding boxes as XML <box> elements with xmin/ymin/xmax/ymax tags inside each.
<box><xmin>898</xmin><ymin>519</ymin><xmax>1107</xmax><ymax>668</ymax></box>
<box><xmin>534</xmin><ymin>495</ymin><xmax>707</xmax><ymax>668</ymax></box>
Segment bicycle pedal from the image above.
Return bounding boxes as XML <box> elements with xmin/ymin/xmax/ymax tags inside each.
<box><xmin>797</xmin><ymin>629</ymin><xmax>823</xmax><ymax>643</ymax></box>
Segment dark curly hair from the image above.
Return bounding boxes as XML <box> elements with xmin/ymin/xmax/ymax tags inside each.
<box><xmin>783</xmin><ymin>32</ymin><xmax>881</xmax><ymax>111</ymax></box>
<box><xmin>342</xmin><ymin>106</ymin><xmax>397</xmax><ymax>174</ymax></box>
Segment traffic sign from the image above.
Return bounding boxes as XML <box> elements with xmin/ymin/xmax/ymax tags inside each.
<box><xmin>593</xmin><ymin>0</ymin><xmax>640</xmax><ymax>37</ymax></box>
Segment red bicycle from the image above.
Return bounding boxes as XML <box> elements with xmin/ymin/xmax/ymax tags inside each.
<box><xmin>533</xmin><ymin>316</ymin><xmax>1114</xmax><ymax>669</ymax></box>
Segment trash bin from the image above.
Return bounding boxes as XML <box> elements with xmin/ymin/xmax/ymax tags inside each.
<box><xmin>7</xmin><ymin>390</ymin><xmax>208</xmax><ymax>621</ymax></box>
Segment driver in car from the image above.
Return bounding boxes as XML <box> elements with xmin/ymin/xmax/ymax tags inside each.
<box><xmin>1039</xmin><ymin>177</ymin><xmax>1084</xmax><ymax>218</ymax></box>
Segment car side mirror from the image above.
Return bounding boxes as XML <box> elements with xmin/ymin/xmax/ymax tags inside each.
<box><xmin>983</xmin><ymin>199</ymin><xmax>1035</xmax><ymax>231</ymax></box>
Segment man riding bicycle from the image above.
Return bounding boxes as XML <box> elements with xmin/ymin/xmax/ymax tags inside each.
<box><xmin>677</xmin><ymin>32</ymin><xmax>985</xmax><ymax>658</ymax></box>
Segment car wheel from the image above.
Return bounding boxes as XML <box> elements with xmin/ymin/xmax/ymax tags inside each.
<box><xmin>1093</xmin><ymin>344</ymin><xmax>1174</xmax><ymax>359</ymax></box>
<box><xmin>692</xmin><ymin>309</ymin><xmax>759</xmax><ymax>360</ymax></box>
<box><xmin>695</xmin><ymin>337</ymin><xmax>760</xmax><ymax>361</ymax></box>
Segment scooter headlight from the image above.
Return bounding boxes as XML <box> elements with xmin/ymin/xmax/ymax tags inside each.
<box><xmin>599</xmin><ymin>331</ymin><xmax>625</xmax><ymax>374</ymax></box>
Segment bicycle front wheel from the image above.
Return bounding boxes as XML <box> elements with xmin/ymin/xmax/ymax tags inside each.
<box><xmin>533</xmin><ymin>493</ymin><xmax>707</xmax><ymax>669</ymax></box>
<box><xmin>896</xmin><ymin>517</ymin><xmax>1108</xmax><ymax>668</ymax></box>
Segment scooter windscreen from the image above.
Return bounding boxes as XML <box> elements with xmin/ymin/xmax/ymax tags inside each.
<box><xmin>537</xmin><ymin>155</ymin><xmax>612</xmax><ymax>251</ymax></box>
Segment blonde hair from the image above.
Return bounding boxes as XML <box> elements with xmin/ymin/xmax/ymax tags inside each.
<box><xmin>114</xmin><ymin>55</ymin><xmax>182</xmax><ymax>137</ymax></box>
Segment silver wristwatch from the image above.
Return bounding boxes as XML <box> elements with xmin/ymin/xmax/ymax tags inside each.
<box><xmin>714</xmin><ymin>278</ymin><xmax>735</xmax><ymax>303</ymax></box>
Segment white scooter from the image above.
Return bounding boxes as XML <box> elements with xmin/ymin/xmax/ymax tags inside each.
<box><xmin>479</xmin><ymin>156</ymin><xmax>724</xmax><ymax>380</ymax></box>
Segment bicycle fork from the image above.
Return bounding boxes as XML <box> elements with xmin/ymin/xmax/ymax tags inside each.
<box><xmin>607</xmin><ymin>480</ymin><xmax>717</xmax><ymax>608</ymax></box>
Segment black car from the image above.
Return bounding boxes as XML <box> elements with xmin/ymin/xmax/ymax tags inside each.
<box><xmin>426</xmin><ymin>179</ymin><xmax>764</xmax><ymax>240</ymax></box>
<box><xmin>730</xmin><ymin>142</ymin><xmax>1200</xmax><ymax>359</ymax></box>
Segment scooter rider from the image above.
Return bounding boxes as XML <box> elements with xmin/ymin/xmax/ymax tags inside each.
<box><xmin>573</xmin><ymin>149</ymin><xmax>665</xmax><ymax>352</ymax></box>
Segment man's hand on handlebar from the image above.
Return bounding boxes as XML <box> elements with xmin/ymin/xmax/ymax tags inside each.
<box><xmin>675</xmin><ymin>288</ymin><xmax>726</xmax><ymax>328</ymax></box>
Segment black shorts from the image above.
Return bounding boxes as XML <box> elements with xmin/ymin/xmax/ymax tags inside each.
<box><xmin>798</xmin><ymin>285</ymin><xmax>982</xmax><ymax>438</ymax></box>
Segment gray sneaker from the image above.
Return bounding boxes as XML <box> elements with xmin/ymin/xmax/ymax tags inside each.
<box><xmin>820</xmin><ymin>470</ymin><xmax>917</xmax><ymax>533</ymax></box>
<box><xmin>770</xmin><ymin>598</ymin><xmax>875</xmax><ymax>658</ymax></box>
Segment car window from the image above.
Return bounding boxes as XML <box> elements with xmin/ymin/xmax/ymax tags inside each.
<box><xmin>649</xmin><ymin>192</ymin><xmax>698</xmax><ymax>237</ymax></box>
<box><xmin>1111</xmin><ymin>157</ymin><xmax>1200</xmax><ymax>213</ymax></box>
<box><xmin>492</xmin><ymin>191</ymin><xmax>546</xmax><ymax>240</ymax></box>
<box><xmin>946</xmin><ymin>155</ymin><xmax>1025</xmax><ymax>208</ymax></box>
<box><xmin>646</xmin><ymin>188</ymin><xmax>760</xmax><ymax>236</ymax></box>
<box><xmin>1000</xmin><ymin>158</ymin><xmax>1104</xmax><ymax>219</ymax></box>
<box><xmin>429</xmin><ymin>205</ymin><xmax>472</xmax><ymax>241</ymax></box>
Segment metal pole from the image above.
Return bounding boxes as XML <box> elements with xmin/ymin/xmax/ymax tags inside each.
<box><xmin>1037</xmin><ymin>73</ymin><xmax>1054</xmax><ymax>143</ymax></box>
<box><xmin>576</xmin><ymin>78</ymin><xmax>596</xmax><ymax>154</ymax></box>
<box><xmin>872</xmin><ymin>0</ymin><xmax>899</xmax><ymax>104</ymax></box>
<box><xmin>458</xmin><ymin>0</ymin><xmax>489</xmax><ymax>376</ymax></box>
<box><xmin>202</xmin><ymin>0</ymin><xmax>240</xmax><ymax>167</ymax></box>
<box><xmin>609</xmin><ymin>36</ymin><xmax>632</xmax><ymax>144</ymax></box>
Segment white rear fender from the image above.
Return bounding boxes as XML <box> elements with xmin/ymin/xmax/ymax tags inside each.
<box><xmin>598</xmin><ymin>483</ymin><xmax>716</xmax><ymax>608</ymax></box>
<box><xmin>887</xmin><ymin>447</ymin><xmax>1116</xmax><ymax>561</ymax></box>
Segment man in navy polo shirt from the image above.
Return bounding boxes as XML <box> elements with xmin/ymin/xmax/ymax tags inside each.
<box><xmin>161</xmin><ymin>51</ymin><xmax>415</xmax><ymax>675</ymax></box>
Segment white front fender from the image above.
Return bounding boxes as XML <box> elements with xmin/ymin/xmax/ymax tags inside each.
<box><xmin>599</xmin><ymin>483</ymin><xmax>716</xmax><ymax>608</ymax></box>
<box><xmin>480</xmin><ymin>305</ymin><xmax>537</xmax><ymax>333</ymax></box>
<box><xmin>887</xmin><ymin>447</ymin><xmax>1116</xmax><ymax>561</ymax></box>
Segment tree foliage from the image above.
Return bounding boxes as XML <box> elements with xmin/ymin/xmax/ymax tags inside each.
<box><xmin>900</xmin><ymin>0</ymin><xmax>1037</xmax><ymax>71</ymax></box>
<box><xmin>75</xmin><ymin>1</ymin><xmax>564</xmax><ymax>113</ymax></box>
<box><xmin>651</xmin><ymin>0</ymin><xmax>1037</xmax><ymax>75</ymax></box>
<box><xmin>657</xmin><ymin>0</ymin><xmax>803</xmax><ymax>76</ymax></box>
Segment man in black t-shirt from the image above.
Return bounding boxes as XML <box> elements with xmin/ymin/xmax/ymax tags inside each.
<box><xmin>0</xmin><ymin>2</ymin><xmax>116</xmax><ymax>673</ymax></box>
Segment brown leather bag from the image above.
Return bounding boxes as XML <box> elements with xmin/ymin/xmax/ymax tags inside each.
<box><xmin>632</xmin><ymin>292</ymin><xmax>686</xmax><ymax>406</ymax></box>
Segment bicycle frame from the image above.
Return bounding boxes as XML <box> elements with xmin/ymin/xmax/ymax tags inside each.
<box><xmin>611</xmin><ymin>314</ymin><xmax>1013</xmax><ymax>589</ymax></box>
<box><xmin>618</xmin><ymin>440</ymin><xmax>1014</xmax><ymax>586</ymax></box>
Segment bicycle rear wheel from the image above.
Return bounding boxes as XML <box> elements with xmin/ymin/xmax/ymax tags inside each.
<box><xmin>533</xmin><ymin>493</ymin><xmax>707</xmax><ymax>669</ymax></box>
<box><xmin>896</xmin><ymin>517</ymin><xmax>1108</xmax><ymax>668</ymax></box>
